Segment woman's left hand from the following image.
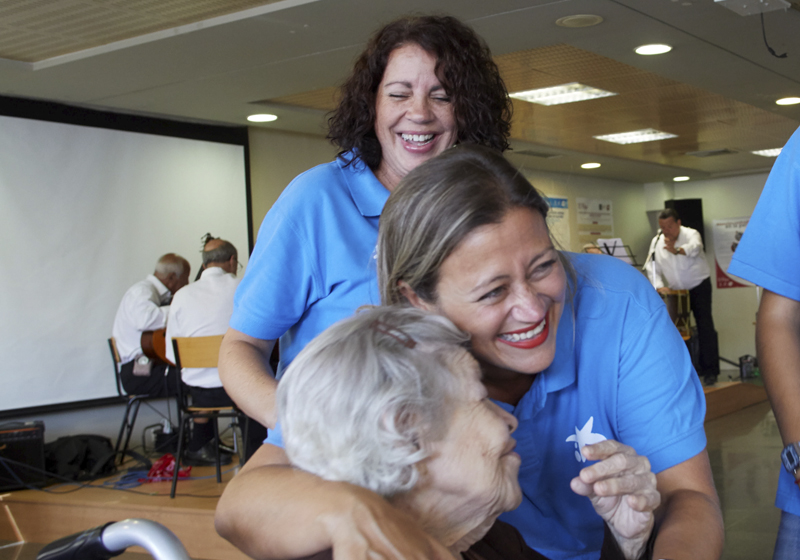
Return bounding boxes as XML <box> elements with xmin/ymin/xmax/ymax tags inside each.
<box><xmin>570</xmin><ymin>439</ymin><xmax>660</xmax><ymax>560</ymax></box>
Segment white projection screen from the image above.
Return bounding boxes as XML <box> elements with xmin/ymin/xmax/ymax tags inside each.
<box><xmin>0</xmin><ymin>112</ymin><xmax>249</xmax><ymax>412</ymax></box>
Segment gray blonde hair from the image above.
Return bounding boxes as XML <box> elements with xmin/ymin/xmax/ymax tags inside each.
<box><xmin>378</xmin><ymin>143</ymin><xmax>571</xmax><ymax>307</ymax></box>
<box><xmin>278</xmin><ymin>306</ymin><xmax>469</xmax><ymax>497</ymax></box>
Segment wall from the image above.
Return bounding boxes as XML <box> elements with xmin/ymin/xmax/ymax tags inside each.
<box><xmin>521</xmin><ymin>168</ymin><xmax>653</xmax><ymax>261</ymax></box>
<box><xmin>248</xmin><ymin>127</ymin><xmax>338</xmax><ymax>244</ymax></box>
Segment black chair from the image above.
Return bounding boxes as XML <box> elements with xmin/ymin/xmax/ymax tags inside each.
<box><xmin>108</xmin><ymin>338</ymin><xmax>178</xmax><ymax>465</ymax></box>
<box><xmin>169</xmin><ymin>335</ymin><xmax>248</xmax><ymax>498</ymax></box>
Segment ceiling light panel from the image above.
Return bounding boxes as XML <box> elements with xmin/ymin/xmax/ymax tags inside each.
<box><xmin>247</xmin><ymin>114</ymin><xmax>278</xmax><ymax>122</ymax></box>
<box><xmin>593</xmin><ymin>128</ymin><xmax>678</xmax><ymax>144</ymax></box>
<box><xmin>751</xmin><ymin>148</ymin><xmax>782</xmax><ymax>157</ymax></box>
<box><xmin>509</xmin><ymin>83</ymin><xmax>617</xmax><ymax>106</ymax></box>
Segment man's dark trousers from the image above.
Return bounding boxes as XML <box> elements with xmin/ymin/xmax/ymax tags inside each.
<box><xmin>689</xmin><ymin>277</ymin><xmax>719</xmax><ymax>382</ymax></box>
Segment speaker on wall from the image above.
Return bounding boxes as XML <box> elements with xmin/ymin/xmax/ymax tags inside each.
<box><xmin>665</xmin><ymin>198</ymin><xmax>705</xmax><ymax>246</ymax></box>
<box><xmin>0</xmin><ymin>421</ymin><xmax>46</xmax><ymax>491</ymax></box>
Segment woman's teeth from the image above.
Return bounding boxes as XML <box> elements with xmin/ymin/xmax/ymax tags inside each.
<box><xmin>500</xmin><ymin>319</ymin><xmax>546</xmax><ymax>342</ymax></box>
<box><xmin>401</xmin><ymin>133</ymin><xmax>434</xmax><ymax>144</ymax></box>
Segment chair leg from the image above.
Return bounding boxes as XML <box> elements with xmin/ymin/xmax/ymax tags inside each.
<box><xmin>241</xmin><ymin>414</ymin><xmax>250</xmax><ymax>464</ymax></box>
<box><xmin>114</xmin><ymin>399</ymin><xmax>134</xmax><ymax>458</ymax></box>
<box><xmin>230</xmin><ymin>416</ymin><xmax>240</xmax><ymax>457</ymax></box>
<box><xmin>116</xmin><ymin>398</ymin><xmax>142</xmax><ymax>465</ymax></box>
<box><xmin>170</xmin><ymin>415</ymin><xmax>189</xmax><ymax>499</ymax></box>
<box><xmin>212</xmin><ymin>417</ymin><xmax>222</xmax><ymax>484</ymax></box>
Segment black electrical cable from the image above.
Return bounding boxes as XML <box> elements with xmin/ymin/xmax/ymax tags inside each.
<box><xmin>761</xmin><ymin>12</ymin><xmax>787</xmax><ymax>59</ymax></box>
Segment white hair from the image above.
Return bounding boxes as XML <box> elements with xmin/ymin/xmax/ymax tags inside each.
<box><xmin>278</xmin><ymin>306</ymin><xmax>469</xmax><ymax>497</ymax></box>
<box><xmin>154</xmin><ymin>253</ymin><xmax>188</xmax><ymax>276</ymax></box>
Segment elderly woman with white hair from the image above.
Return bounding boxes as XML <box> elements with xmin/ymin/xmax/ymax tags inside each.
<box><xmin>218</xmin><ymin>306</ymin><xmax>658</xmax><ymax>560</ymax></box>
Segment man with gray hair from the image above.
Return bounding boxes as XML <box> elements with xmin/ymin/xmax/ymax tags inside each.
<box><xmin>112</xmin><ymin>253</ymin><xmax>190</xmax><ymax>397</ymax></box>
<box><xmin>165</xmin><ymin>239</ymin><xmax>265</xmax><ymax>465</ymax></box>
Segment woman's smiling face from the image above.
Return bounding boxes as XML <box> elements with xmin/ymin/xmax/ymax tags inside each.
<box><xmin>429</xmin><ymin>208</ymin><xmax>566</xmax><ymax>377</ymax></box>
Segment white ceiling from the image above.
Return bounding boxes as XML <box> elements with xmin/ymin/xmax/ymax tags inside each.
<box><xmin>1</xmin><ymin>0</ymin><xmax>799</xmax><ymax>183</ymax></box>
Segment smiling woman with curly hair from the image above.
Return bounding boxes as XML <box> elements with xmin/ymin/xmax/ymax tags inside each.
<box><xmin>219</xmin><ymin>14</ymin><xmax>512</xmax><ymax>437</ymax></box>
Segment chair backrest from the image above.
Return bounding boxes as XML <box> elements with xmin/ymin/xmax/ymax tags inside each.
<box><xmin>171</xmin><ymin>335</ymin><xmax>225</xmax><ymax>411</ymax></box>
<box><xmin>108</xmin><ymin>337</ymin><xmax>123</xmax><ymax>397</ymax></box>
<box><xmin>171</xmin><ymin>335</ymin><xmax>224</xmax><ymax>370</ymax></box>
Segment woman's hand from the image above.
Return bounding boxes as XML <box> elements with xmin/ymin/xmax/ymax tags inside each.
<box><xmin>324</xmin><ymin>484</ymin><xmax>454</xmax><ymax>560</ymax></box>
<box><xmin>569</xmin><ymin>439</ymin><xmax>660</xmax><ymax>560</ymax></box>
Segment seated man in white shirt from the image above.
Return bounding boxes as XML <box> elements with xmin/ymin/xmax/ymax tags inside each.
<box><xmin>112</xmin><ymin>253</ymin><xmax>190</xmax><ymax>397</ymax></box>
<box><xmin>166</xmin><ymin>239</ymin><xmax>265</xmax><ymax>466</ymax></box>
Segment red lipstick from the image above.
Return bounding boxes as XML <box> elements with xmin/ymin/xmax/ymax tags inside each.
<box><xmin>497</xmin><ymin>317</ymin><xmax>549</xmax><ymax>349</ymax></box>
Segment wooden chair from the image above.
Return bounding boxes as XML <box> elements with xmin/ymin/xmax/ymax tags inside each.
<box><xmin>108</xmin><ymin>338</ymin><xmax>178</xmax><ymax>466</ymax></box>
<box><xmin>169</xmin><ymin>335</ymin><xmax>248</xmax><ymax>498</ymax></box>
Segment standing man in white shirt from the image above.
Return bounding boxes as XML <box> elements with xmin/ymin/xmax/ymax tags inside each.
<box><xmin>165</xmin><ymin>238</ymin><xmax>265</xmax><ymax>465</ymax></box>
<box><xmin>112</xmin><ymin>253</ymin><xmax>190</xmax><ymax>397</ymax></box>
<box><xmin>645</xmin><ymin>208</ymin><xmax>720</xmax><ymax>385</ymax></box>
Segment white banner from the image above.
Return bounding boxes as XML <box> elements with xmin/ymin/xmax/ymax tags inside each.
<box><xmin>545</xmin><ymin>196</ymin><xmax>570</xmax><ymax>250</ymax></box>
<box><xmin>577</xmin><ymin>198</ymin><xmax>613</xmax><ymax>245</ymax></box>
<box><xmin>712</xmin><ymin>217</ymin><xmax>753</xmax><ymax>288</ymax></box>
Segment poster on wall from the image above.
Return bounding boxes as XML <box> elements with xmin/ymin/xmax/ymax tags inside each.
<box><xmin>577</xmin><ymin>198</ymin><xmax>613</xmax><ymax>245</ymax></box>
<box><xmin>545</xmin><ymin>196</ymin><xmax>570</xmax><ymax>250</ymax></box>
<box><xmin>713</xmin><ymin>217</ymin><xmax>753</xmax><ymax>288</ymax></box>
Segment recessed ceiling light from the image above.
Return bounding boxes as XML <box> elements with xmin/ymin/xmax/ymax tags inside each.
<box><xmin>509</xmin><ymin>83</ymin><xmax>617</xmax><ymax>106</ymax></box>
<box><xmin>673</xmin><ymin>176</ymin><xmax>690</xmax><ymax>182</ymax></box>
<box><xmin>581</xmin><ymin>162</ymin><xmax>601</xmax><ymax>169</ymax></box>
<box><xmin>635</xmin><ymin>44</ymin><xmax>672</xmax><ymax>55</ymax></box>
<box><xmin>555</xmin><ymin>14</ymin><xmax>604</xmax><ymax>28</ymax></box>
<box><xmin>247</xmin><ymin>114</ymin><xmax>278</xmax><ymax>122</ymax></box>
<box><xmin>751</xmin><ymin>148</ymin><xmax>783</xmax><ymax>157</ymax></box>
<box><xmin>593</xmin><ymin>128</ymin><xmax>678</xmax><ymax>144</ymax></box>
<box><xmin>776</xmin><ymin>97</ymin><xmax>800</xmax><ymax>106</ymax></box>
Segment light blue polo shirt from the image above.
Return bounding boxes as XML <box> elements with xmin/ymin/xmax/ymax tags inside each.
<box><xmin>728</xmin><ymin>125</ymin><xmax>800</xmax><ymax>517</ymax></box>
<box><xmin>231</xmin><ymin>152</ymin><xmax>389</xmax><ymax>375</ymax></box>
<box><xmin>496</xmin><ymin>253</ymin><xmax>707</xmax><ymax>560</ymax></box>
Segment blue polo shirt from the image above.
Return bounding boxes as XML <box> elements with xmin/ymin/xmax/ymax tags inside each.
<box><xmin>728</xmin><ymin>125</ymin><xmax>800</xmax><ymax>518</ymax></box>
<box><xmin>496</xmin><ymin>253</ymin><xmax>707</xmax><ymax>560</ymax></box>
<box><xmin>231</xmin><ymin>152</ymin><xmax>389</xmax><ymax>374</ymax></box>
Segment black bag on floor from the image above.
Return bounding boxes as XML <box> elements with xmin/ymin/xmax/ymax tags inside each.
<box><xmin>44</xmin><ymin>434</ymin><xmax>117</xmax><ymax>481</ymax></box>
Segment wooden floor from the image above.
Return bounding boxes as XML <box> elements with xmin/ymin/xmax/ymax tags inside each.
<box><xmin>0</xmin><ymin>379</ymin><xmax>768</xmax><ymax>560</ymax></box>
<box><xmin>0</xmin><ymin>458</ymin><xmax>249</xmax><ymax>560</ymax></box>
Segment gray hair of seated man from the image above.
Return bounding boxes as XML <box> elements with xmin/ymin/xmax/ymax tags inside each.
<box><xmin>202</xmin><ymin>240</ymin><xmax>237</xmax><ymax>266</ymax></box>
<box><xmin>278</xmin><ymin>306</ymin><xmax>469</xmax><ymax>497</ymax></box>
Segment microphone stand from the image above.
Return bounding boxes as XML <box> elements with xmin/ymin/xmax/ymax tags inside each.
<box><xmin>648</xmin><ymin>230</ymin><xmax>662</xmax><ymax>287</ymax></box>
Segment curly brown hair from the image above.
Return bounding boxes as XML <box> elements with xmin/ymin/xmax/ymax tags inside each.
<box><xmin>327</xmin><ymin>15</ymin><xmax>512</xmax><ymax>170</ymax></box>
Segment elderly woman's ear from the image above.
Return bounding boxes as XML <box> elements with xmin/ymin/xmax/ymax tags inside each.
<box><xmin>398</xmin><ymin>281</ymin><xmax>435</xmax><ymax>311</ymax></box>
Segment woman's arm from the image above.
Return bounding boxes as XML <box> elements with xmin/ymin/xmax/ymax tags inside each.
<box><xmin>757</xmin><ymin>290</ymin><xmax>800</xmax><ymax>450</ymax></box>
<box><xmin>651</xmin><ymin>450</ymin><xmax>723</xmax><ymax>560</ymax></box>
<box><xmin>218</xmin><ymin>327</ymin><xmax>277</xmax><ymax>429</ymax></box>
<box><xmin>215</xmin><ymin>445</ymin><xmax>452</xmax><ymax>560</ymax></box>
